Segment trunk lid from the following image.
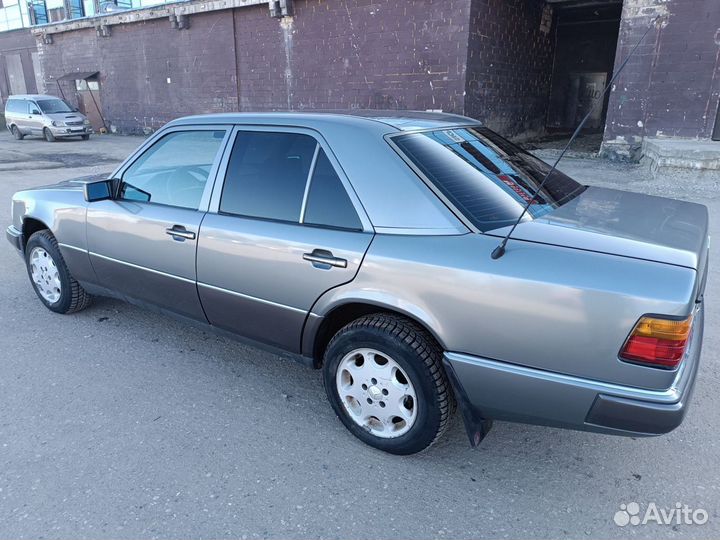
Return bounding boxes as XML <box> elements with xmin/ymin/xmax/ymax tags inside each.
<box><xmin>492</xmin><ymin>186</ymin><xmax>709</xmax><ymax>273</ymax></box>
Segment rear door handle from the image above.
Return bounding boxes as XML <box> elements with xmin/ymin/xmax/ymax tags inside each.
<box><xmin>165</xmin><ymin>225</ymin><xmax>196</xmax><ymax>241</ymax></box>
<box><xmin>303</xmin><ymin>249</ymin><xmax>347</xmax><ymax>268</ymax></box>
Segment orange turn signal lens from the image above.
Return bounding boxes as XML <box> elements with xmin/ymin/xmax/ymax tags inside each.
<box><xmin>620</xmin><ymin>314</ymin><xmax>693</xmax><ymax>369</ymax></box>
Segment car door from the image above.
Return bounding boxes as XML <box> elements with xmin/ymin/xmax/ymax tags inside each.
<box><xmin>12</xmin><ymin>99</ymin><xmax>31</xmax><ymax>134</ymax></box>
<box><xmin>197</xmin><ymin>127</ymin><xmax>374</xmax><ymax>352</ymax></box>
<box><xmin>86</xmin><ymin>126</ymin><xmax>231</xmax><ymax>320</ymax></box>
<box><xmin>26</xmin><ymin>100</ymin><xmax>45</xmax><ymax>135</ymax></box>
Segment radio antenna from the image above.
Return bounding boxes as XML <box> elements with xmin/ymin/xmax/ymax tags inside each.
<box><xmin>491</xmin><ymin>17</ymin><xmax>660</xmax><ymax>260</ymax></box>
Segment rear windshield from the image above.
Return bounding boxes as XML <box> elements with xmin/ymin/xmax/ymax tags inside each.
<box><xmin>37</xmin><ymin>99</ymin><xmax>73</xmax><ymax>114</ymax></box>
<box><xmin>392</xmin><ymin>127</ymin><xmax>585</xmax><ymax>232</ymax></box>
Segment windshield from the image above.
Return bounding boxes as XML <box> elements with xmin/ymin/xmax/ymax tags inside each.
<box><xmin>392</xmin><ymin>127</ymin><xmax>585</xmax><ymax>232</ymax></box>
<box><xmin>37</xmin><ymin>99</ymin><xmax>74</xmax><ymax>114</ymax></box>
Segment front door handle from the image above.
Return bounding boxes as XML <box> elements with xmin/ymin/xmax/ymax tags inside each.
<box><xmin>165</xmin><ymin>225</ymin><xmax>196</xmax><ymax>241</ymax></box>
<box><xmin>303</xmin><ymin>249</ymin><xmax>347</xmax><ymax>269</ymax></box>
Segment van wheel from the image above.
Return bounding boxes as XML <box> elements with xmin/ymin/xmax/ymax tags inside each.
<box><xmin>323</xmin><ymin>313</ymin><xmax>455</xmax><ymax>455</ymax></box>
<box><xmin>25</xmin><ymin>230</ymin><xmax>92</xmax><ymax>314</ymax></box>
<box><xmin>11</xmin><ymin>125</ymin><xmax>24</xmax><ymax>140</ymax></box>
<box><xmin>81</xmin><ymin>134</ymin><xmax>90</xmax><ymax>140</ymax></box>
<box><xmin>43</xmin><ymin>128</ymin><xmax>56</xmax><ymax>142</ymax></box>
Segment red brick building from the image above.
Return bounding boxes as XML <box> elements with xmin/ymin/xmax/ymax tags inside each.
<box><xmin>2</xmin><ymin>0</ymin><xmax>719</xmax><ymax>161</ymax></box>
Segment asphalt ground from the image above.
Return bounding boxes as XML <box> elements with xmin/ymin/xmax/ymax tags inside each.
<box><xmin>0</xmin><ymin>130</ymin><xmax>718</xmax><ymax>539</ymax></box>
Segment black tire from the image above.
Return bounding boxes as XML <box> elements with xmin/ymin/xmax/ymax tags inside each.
<box><xmin>81</xmin><ymin>134</ymin><xmax>90</xmax><ymax>140</ymax></box>
<box><xmin>43</xmin><ymin>128</ymin><xmax>56</xmax><ymax>142</ymax></box>
<box><xmin>323</xmin><ymin>313</ymin><xmax>455</xmax><ymax>455</ymax></box>
<box><xmin>25</xmin><ymin>230</ymin><xmax>92</xmax><ymax>314</ymax></box>
<box><xmin>11</xmin><ymin>125</ymin><xmax>24</xmax><ymax>140</ymax></box>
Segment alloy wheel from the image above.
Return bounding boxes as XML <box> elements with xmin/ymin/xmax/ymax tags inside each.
<box><xmin>335</xmin><ymin>348</ymin><xmax>418</xmax><ymax>438</ymax></box>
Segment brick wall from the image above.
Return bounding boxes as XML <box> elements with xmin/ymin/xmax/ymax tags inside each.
<box><xmin>464</xmin><ymin>0</ymin><xmax>555</xmax><ymax>138</ymax></box>
<box><xmin>235</xmin><ymin>0</ymin><xmax>471</xmax><ymax>113</ymax></box>
<box><xmin>36</xmin><ymin>0</ymin><xmax>473</xmax><ymax>134</ymax></box>
<box><xmin>38</xmin><ymin>13</ymin><xmax>238</xmax><ymax>134</ymax></box>
<box><xmin>602</xmin><ymin>0</ymin><xmax>720</xmax><ymax>158</ymax></box>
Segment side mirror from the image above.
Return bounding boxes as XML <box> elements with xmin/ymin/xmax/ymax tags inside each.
<box><xmin>30</xmin><ymin>109</ymin><xmax>40</xmax><ymax>115</ymax></box>
<box><xmin>84</xmin><ymin>179</ymin><xmax>114</xmax><ymax>202</ymax></box>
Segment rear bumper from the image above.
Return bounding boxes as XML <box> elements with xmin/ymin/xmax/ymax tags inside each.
<box><xmin>444</xmin><ymin>301</ymin><xmax>704</xmax><ymax>443</ymax></box>
<box><xmin>6</xmin><ymin>225</ymin><xmax>23</xmax><ymax>255</ymax></box>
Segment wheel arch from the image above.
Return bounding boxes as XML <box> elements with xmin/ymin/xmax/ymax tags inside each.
<box><xmin>305</xmin><ymin>299</ymin><xmax>447</xmax><ymax>368</ymax></box>
<box><xmin>22</xmin><ymin>217</ymin><xmax>51</xmax><ymax>250</ymax></box>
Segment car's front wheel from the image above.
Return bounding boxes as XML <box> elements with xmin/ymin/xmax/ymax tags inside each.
<box><xmin>25</xmin><ymin>230</ymin><xmax>91</xmax><ymax>314</ymax></box>
<box><xmin>43</xmin><ymin>128</ymin><xmax>56</xmax><ymax>142</ymax></box>
<box><xmin>81</xmin><ymin>134</ymin><xmax>90</xmax><ymax>140</ymax></box>
<box><xmin>323</xmin><ymin>313</ymin><xmax>455</xmax><ymax>454</ymax></box>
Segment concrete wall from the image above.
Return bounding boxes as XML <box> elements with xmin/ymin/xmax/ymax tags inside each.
<box><xmin>602</xmin><ymin>0</ymin><xmax>720</xmax><ymax>159</ymax></box>
<box><xmin>0</xmin><ymin>28</ymin><xmax>38</xmax><ymax>104</ymax></box>
<box><xmin>464</xmin><ymin>0</ymin><xmax>555</xmax><ymax>138</ymax></box>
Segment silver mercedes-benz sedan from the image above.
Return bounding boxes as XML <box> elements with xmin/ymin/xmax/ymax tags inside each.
<box><xmin>7</xmin><ymin>111</ymin><xmax>708</xmax><ymax>454</ymax></box>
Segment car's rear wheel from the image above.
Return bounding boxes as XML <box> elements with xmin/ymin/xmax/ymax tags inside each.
<box><xmin>11</xmin><ymin>125</ymin><xmax>24</xmax><ymax>140</ymax></box>
<box><xmin>323</xmin><ymin>313</ymin><xmax>455</xmax><ymax>454</ymax></box>
<box><xmin>25</xmin><ymin>230</ymin><xmax>91</xmax><ymax>314</ymax></box>
<box><xmin>43</xmin><ymin>128</ymin><xmax>56</xmax><ymax>142</ymax></box>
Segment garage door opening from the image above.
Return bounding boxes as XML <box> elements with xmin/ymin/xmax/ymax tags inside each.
<box><xmin>542</xmin><ymin>0</ymin><xmax>623</xmax><ymax>153</ymax></box>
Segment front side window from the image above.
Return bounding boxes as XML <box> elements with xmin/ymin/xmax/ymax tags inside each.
<box><xmin>392</xmin><ymin>127</ymin><xmax>585</xmax><ymax>232</ymax></box>
<box><xmin>120</xmin><ymin>130</ymin><xmax>226</xmax><ymax>210</ymax></box>
<box><xmin>37</xmin><ymin>99</ymin><xmax>73</xmax><ymax>114</ymax></box>
<box><xmin>220</xmin><ymin>131</ymin><xmax>318</xmax><ymax>222</ymax></box>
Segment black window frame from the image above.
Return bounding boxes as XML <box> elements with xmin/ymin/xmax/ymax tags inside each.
<box><xmin>216</xmin><ymin>128</ymin><xmax>365</xmax><ymax>232</ymax></box>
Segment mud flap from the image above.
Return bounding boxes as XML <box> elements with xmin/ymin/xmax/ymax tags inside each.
<box><xmin>443</xmin><ymin>357</ymin><xmax>493</xmax><ymax>447</ymax></box>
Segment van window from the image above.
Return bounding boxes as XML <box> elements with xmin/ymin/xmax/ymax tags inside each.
<box><xmin>5</xmin><ymin>99</ymin><xmax>27</xmax><ymax>114</ymax></box>
<box><xmin>37</xmin><ymin>99</ymin><xmax>73</xmax><ymax>114</ymax></box>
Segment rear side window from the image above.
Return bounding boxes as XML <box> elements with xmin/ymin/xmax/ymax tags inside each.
<box><xmin>220</xmin><ymin>131</ymin><xmax>362</xmax><ymax>230</ymax></box>
<box><xmin>304</xmin><ymin>149</ymin><xmax>362</xmax><ymax>230</ymax></box>
<box><xmin>220</xmin><ymin>131</ymin><xmax>317</xmax><ymax>222</ymax></box>
<box><xmin>392</xmin><ymin>127</ymin><xmax>585</xmax><ymax>232</ymax></box>
<box><xmin>5</xmin><ymin>99</ymin><xmax>27</xmax><ymax>114</ymax></box>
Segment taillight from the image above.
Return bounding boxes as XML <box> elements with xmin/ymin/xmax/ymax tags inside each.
<box><xmin>620</xmin><ymin>314</ymin><xmax>693</xmax><ymax>369</ymax></box>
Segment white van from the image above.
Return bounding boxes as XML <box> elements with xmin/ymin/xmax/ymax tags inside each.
<box><xmin>5</xmin><ymin>94</ymin><xmax>93</xmax><ymax>142</ymax></box>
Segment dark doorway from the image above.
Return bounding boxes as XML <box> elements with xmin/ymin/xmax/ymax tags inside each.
<box><xmin>712</xmin><ymin>100</ymin><xmax>720</xmax><ymax>141</ymax></box>
<box><xmin>546</xmin><ymin>2</ymin><xmax>623</xmax><ymax>136</ymax></box>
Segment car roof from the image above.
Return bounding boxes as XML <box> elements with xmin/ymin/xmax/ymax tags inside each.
<box><xmin>7</xmin><ymin>94</ymin><xmax>62</xmax><ymax>101</ymax></box>
<box><xmin>166</xmin><ymin>110</ymin><xmax>482</xmax><ymax>133</ymax></box>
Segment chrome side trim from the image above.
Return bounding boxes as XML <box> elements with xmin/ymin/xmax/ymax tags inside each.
<box><xmin>89</xmin><ymin>251</ymin><xmax>196</xmax><ymax>284</ymax></box>
<box><xmin>58</xmin><ymin>242</ymin><xmax>88</xmax><ymax>253</ymax></box>
<box><xmin>197</xmin><ymin>281</ymin><xmax>306</xmax><ymax>314</ymax></box>
<box><xmin>299</xmin><ymin>142</ymin><xmax>321</xmax><ymax>224</ymax></box>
